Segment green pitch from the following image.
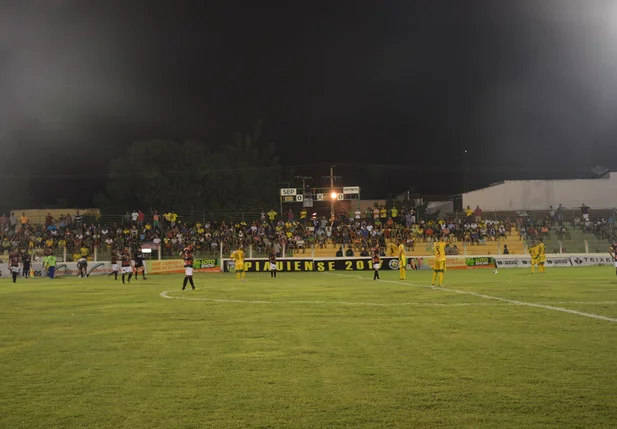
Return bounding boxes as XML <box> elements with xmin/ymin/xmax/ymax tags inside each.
<box><xmin>1</xmin><ymin>268</ymin><xmax>616</xmax><ymax>428</ymax></box>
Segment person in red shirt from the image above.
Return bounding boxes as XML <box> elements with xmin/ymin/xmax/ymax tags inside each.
<box><xmin>9</xmin><ymin>251</ymin><xmax>20</xmax><ymax>283</ymax></box>
<box><xmin>372</xmin><ymin>251</ymin><xmax>380</xmax><ymax>280</ymax></box>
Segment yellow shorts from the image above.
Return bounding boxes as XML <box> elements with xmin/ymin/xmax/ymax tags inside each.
<box><xmin>433</xmin><ymin>260</ymin><xmax>446</xmax><ymax>271</ymax></box>
<box><xmin>538</xmin><ymin>257</ymin><xmax>546</xmax><ymax>265</ymax></box>
<box><xmin>531</xmin><ymin>258</ymin><xmax>539</xmax><ymax>265</ymax></box>
<box><xmin>235</xmin><ymin>262</ymin><xmax>245</xmax><ymax>271</ymax></box>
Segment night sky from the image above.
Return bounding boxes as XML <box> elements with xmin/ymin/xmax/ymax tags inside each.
<box><xmin>2</xmin><ymin>0</ymin><xmax>617</xmax><ymax>205</ymax></box>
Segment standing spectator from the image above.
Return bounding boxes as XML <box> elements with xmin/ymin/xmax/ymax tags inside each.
<box><xmin>390</xmin><ymin>205</ymin><xmax>398</xmax><ymax>223</ymax></box>
<box><xmin>153</xmin><ymin>210</ymin><xmax>160</xmax><ymax>228</ymax></box>
<box><xmin>123</xmin><ymin>212</ymin><xmax>131</xmax><ymax>225</ymax></box>
<box><xmin>137</xmin><ymin>210</ymin><xmax>145</xmax><ymax>228</ymax></box>
<box><xmin>0</xmin><ymin>213</ymin><xmax>8</xmax><ymax>232</ymax></box>
<box><xmin>556</xmin><ymin>204</ymin><xmax>565</xmax><ymax>225</ymax></box>
<box><xmin>503</xmin><ymin>244</ymin><xmax>510</xmax><ymax>255</ymax></box>
<box><xmin>474</xmin><ymin>205</ymin><xmax>482</xmax><ymax>222</ymax></box>
<box><xmin>267</xmin><ymin>209</ymin><xmax>278</xmax><ymax>223</ymax></box>
<box><xmin>581</xmin><ymin>204</ymin><xmax>590</xmax><ymax>222</ymax></box>
<box><xmin>548</xmin><ymin>206</ymin><xmax>555</xmax><ymax>223</ymax></box>
<box><xmin>287</xmin><ymin>209</ymin><xmax>294</xmax><ymax>222</ymax></box>
<box><xmin>74</xmin><ymin>211</ymin><xmax>83</xmax><ymax>229</ymax></box>
<box><xmin>20</xmin><ymin>212</ymin><xmax>29</xmax><ymax>231</ymax></box>
<box><xmin>131</xmin><ymin>210</ymin><xmax>139</xmax><ymax>225</ymax></box>
<box><xmin>465</xmin><ymin>206</ymin><xmax>473</xmax><ymax>220</ymax></box>
<box><xmin>9</xmin><ymin>212</ymin><xmax>17</xmax><ymax>231</ymax></box>
<box><xmin>45</xmin><ymin>212</ymin><xmax>54</xmax><ymax>227</ymax></box>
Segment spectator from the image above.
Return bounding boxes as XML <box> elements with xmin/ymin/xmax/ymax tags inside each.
<box><xmin>465</xmin><ymin>206</ymin><xmax>473</xmax><ymax>219</ymax></box>
<box><xmin>336</xmin><ymin>247</ymin><xmax>344</xmax><ymax>257</ymax></box>
<box><xmin>474</xmin><ymin>205</ymin><xmax>482</xmax><ymax>222</ymax></box>
<box><xmin>503</xmin><ymin>244</ymin><xmax>510</xmax><ymax>255</ymax></box>
<box><xmin>74</xmin><ymin>211</ymin><xmax>83</xmax><ymax>229</ymax></box>
<box><xmin>345</xmin><ymin>246</ymin><xmax>354</xmax><ymax>257</ymax></box>
<box><xmin>9</xmin><ymin>212</ymin><xmax>17</xmax><ymax>231</ymax></box>
<box><xmin>556</xmin><ymin>204</ymin><xmax>564</xmax><ymax>225</ymax></box>
<box><xmin>131</xmin><ymin>210</ymin><xmax>139</xmax><ymax>225</ymax></box>
<box><xmin>581</xmin><ymin>204</ymin><xmax>590</xmax><ymax>222</ymax></box>
<box><xmin>20</xmin><ymin>212</ymin><xmax>29</xmax><ymax>231</ymax></box>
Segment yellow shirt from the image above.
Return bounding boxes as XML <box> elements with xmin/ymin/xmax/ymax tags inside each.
<box><xmin>530</xmin><ymin>245</ymin><xmax>539</xmax><ymax>258</ymax></box>
<box><xmin>465</xmin><ymin>209</ymin><xmax>473</xmax><ymax>217</ymax></box>
<box><xmin>537</xmin><ymin>243</ymin><xmax>545</xmax><ymax>257</ymax></box>
<box><xmin>267</xmin><ymin>210</ymin><xmax>277</xmax><ymax>221</ymax></box>
<box><xmin>434</xmin><ymin>241</ymin><xmax>446</xmax><ymax>261</ymax></box>
<box><xmin>398</xmin><ymin>244</ymin><xmax>406</xmax><ymax>261</ymax></box>
<box><xmin>231</xmin><ymin>249</ymin><xmax>245</xmax><ymax>264</ymax></box>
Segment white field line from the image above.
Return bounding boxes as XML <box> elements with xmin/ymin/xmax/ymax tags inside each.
<box><xmin>330</xmin><ymin>273</ymin><xmax>617</xmax><ymax>323</ymax></box>
<box><xmin>159</xmin><ymin>290</ymin><xmax>508</xmax><ymax>307</ymax></box>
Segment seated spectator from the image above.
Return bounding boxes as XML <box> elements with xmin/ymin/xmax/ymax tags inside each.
<box><xmin>336</xmin><ymin>247</ymin><xmax>344</xmax><ymax>257</ymax></box>
<box><xmin>345</xmin><ymin>247</ymin><xmax>354</xmax><ymax>257</ymax></box>
<box><xmin>503</xmin><ymin>244</ymin><xmax>510</xmax><ymax>255</ymax></box>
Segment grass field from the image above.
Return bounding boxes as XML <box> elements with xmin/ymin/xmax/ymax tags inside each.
<box><xmin>1</xmin><ymin>267</ymin><xmax>616</xmax><ymax>428</ymax></box>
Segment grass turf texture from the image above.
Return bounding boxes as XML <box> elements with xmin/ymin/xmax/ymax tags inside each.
<box><xmin>1</xmin><ymin>268</ymin><xmax>616</xmax><ymax>428</ymax></box>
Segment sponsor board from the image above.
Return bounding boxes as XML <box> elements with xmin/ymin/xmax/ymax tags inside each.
<box><xmin>145</xmin><ymin>259</ymin><xmax>220</xmax><ymax>274</ymax></box>
<box><xmin>223</xmin><ymin>258</ymin><xmax>397</xmax><ymax>273</ymax></box>
<box><xmin>0</xmin><ymin>262</ymin><xmax>113</xmax><ymax>278</ymax></box>
<box><xmin>494</xmin><ymin>256</ymin><xmax>572</xmax><ymax>268</ymax></box>
<box><xmin>568</xmin><ymin>254</ymin><xmax>614</xmax><ymax>267</ymax></box>
<box><xmin>465</xmin><ymin>257</ymin><xmax>496</xmax><ymax>268</ymax></box>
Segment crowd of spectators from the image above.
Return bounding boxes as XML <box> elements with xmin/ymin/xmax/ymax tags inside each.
<box><xmin>5</xmin><ymin>203</ymin><xmax>613</xmax><ymax>262</ymax></box>
<box><xmin>0</xmin><ymin>205</ymin><xmax>518</xmax><ymax>261</ymax></box>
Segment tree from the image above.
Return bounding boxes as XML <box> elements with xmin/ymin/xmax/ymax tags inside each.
<box><xmin>96</xmin><ymin>126</ymin><xmax>282</xmax><ymax>210</ymax></box>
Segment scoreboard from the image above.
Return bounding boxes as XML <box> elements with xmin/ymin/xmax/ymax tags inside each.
<box><xmin>279</xmin><ymin>187</ymin><xmax>360</xmax><ymax>205</ymax></box>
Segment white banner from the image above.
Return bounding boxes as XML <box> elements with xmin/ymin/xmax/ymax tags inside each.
<box><xmin>569</xmin><ymin>254</ymin><xmax>614</xmax><ymax>267</ymax></box>
<box><xmin>0</xmin><ymin>261</ymin><xmax>113</xmax><ymax>279</ymax></box>
<box><xmin>343</xmin><ymin>186</ymin><xmax>360</xmax><ymax>194</ymax></box>
<box><xmin>280</xmin><ymin>188</ymin><xmax>297</xmax><ymax>196</ymax></box>
<box><xmin>494</xmin><ymin>255</ymin><xmax>572</xmax><ymax>268</ymax></box>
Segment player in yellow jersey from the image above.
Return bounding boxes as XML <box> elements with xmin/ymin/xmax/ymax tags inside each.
<box><xmin>537</xmin><ymin>239</ymin><xmax>546</xmax><ymax>274</ymax></box>
<box><xmin>432</xmin><ymin>237</ymin><xmax>447</xmax><ymax>286</ymax></box>
<box><xmin>529</xmin><ymin>241</ymin><xmax>539</xmax><ymax>273</ymax></box>
<box><xmin>231</xmin><ymin>247</ymin><xmax>246</xmax><ymax>281</ymax></box>
<box><xmin>397</xmin><ymin>241</ymin><xmax>406</xmax><ymax>280</ymax></box>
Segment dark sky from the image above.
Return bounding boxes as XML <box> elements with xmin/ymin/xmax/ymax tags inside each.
<box><xmin>2</xmin><ymin>0</ymin><xmax>617</xmax><ymax>204</ymax></box>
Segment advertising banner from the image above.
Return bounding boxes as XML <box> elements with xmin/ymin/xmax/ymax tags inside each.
<box><xmin>568</xmin><ymin>254</ymin><xmax>614</xmax><ymax>267</ymax></box>
<box><xmin>0</xmin><ymin>262</ymin><xmax>113</xmax><ymax>278</ymax></box>
<box><xmin>145</xmin><ymin>258</ymin><xmax>220</xmax><ymax>274</ymax></box>
<box><xmin>222</xmin><ymin>257</ymin><xmax>399</xmax><ymax>273</ymax></box>
<box><xmin>494</xmin><ymin>255</ymin><xmax>572</xmax><ymax>268</ymax></box>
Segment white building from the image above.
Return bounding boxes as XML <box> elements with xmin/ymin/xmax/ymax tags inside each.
<box><xmin>462</xmin><ymin>173</ymin><xmax>617</xmax><ymax>211</ymax></box>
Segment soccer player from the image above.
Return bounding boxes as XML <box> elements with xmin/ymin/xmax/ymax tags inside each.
<box><xmin>77</xmin><ymin>257</ymin><xmax>88</xmax><ymax>278</ymax></box>
<box><xmin>432</xmin><ymin>236</ymin><xmax>447</xmax><ymax>287</ymax></box>
<box><xmin>537</xmin><ymin>239</ymin><xmax>546</xmax><ymax>275</ymax></box>
<box><xmin>133</xmin><ymin>249</ymin><xmax>147</xmax><ymax>280</ymax></box>
<box><xmin>181</xmin><ymin>245</ymin><xmax>195</xmax><ymax>290</ymax></box>
<box><xmin>609</xmin><ymin>241</ymin><xmax>617</xmax><ymax>276</ymax></box>
<box><xmin>9</xmin><ymin>250</ymin><xmax>20</xmax><ymax>283</ymax></box>
<box><xmin>120</xmin><ymin>248</ymin><xmax>133</xmax><ymax>284</ymax></box>
<box><xmin>22</xmin><ymin>251</ymin><xmax>31</xmax><ymax>278</ymax></box>
<box><xmin>231</xmin><ymin>246</ymin><xmax>246</xmax><ymax>281</ymax></box>
<box><xmin>529</xmin><ymin>241</ymin><xmax>539</xmax><ymax>274</ymax></box>
<box><xmin>46</xmin><ymin>252</ymin><xmax>57</xmax><ymax>279</ymax></box>
<box><xmin>109</xmin><ymin>250</ymin><xmax>119</xmax><ymax>280</ymax></box>
<box><xmin>397</xmin><ymin>240</ymin><xmax>406</xmax><ymax>280</ymax></box>
<box><xmin>269</xmin><ymin>252</ymin><xmax>277</xmax><ymax>278</ymax></box>
<box><xmin>372</xmin><ymin>250</ymin><xmax>380</xmax><ymax>280</ymax></box>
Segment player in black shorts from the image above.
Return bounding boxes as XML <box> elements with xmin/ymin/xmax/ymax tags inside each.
<box><xmin>22</xmin><ymin>251</ymin><xmax>31</xmax><ymax>278</ymax></box>
<box><xmin>609</xmin><ymin>242</ymin><xmax>617</xmax><ymax>276</ymax></box>
<box><xmin>9</xmin><ymin>251</ymin><xmax>20</xmax><ymax>283</ymax></box>
<box><xmin>121</xmin><ymin>249</ymin><xmax>133</xmax><ymax>284</ymax></box>
<box><xmin>77</xmin><ymin>257</ymin><xmax>88</xmax><ymax>277</ymax></box>
<box><xmin>133</xmin><ymin>249</ymin><xmax>147</xmax><ymax>280</ymax></box>
<box><xmin>109</xmin><ymin>250</ymin><xmax>119</xmax><ymax>280</ymax></box>
<box><xmin>181</xmin><ymin>245</ymin><xmax>195</xmax><ymax>290</ymax></box>
<box><xmin>269</xmin><ymin>252</ymin><xmax>277</xmax><ymax>278</ymax></box>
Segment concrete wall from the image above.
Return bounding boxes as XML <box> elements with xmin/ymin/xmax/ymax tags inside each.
<box><xmin>463</xmin><ymin>173</ymin><xmax>617</xmax><ymax>211</ymax></box>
